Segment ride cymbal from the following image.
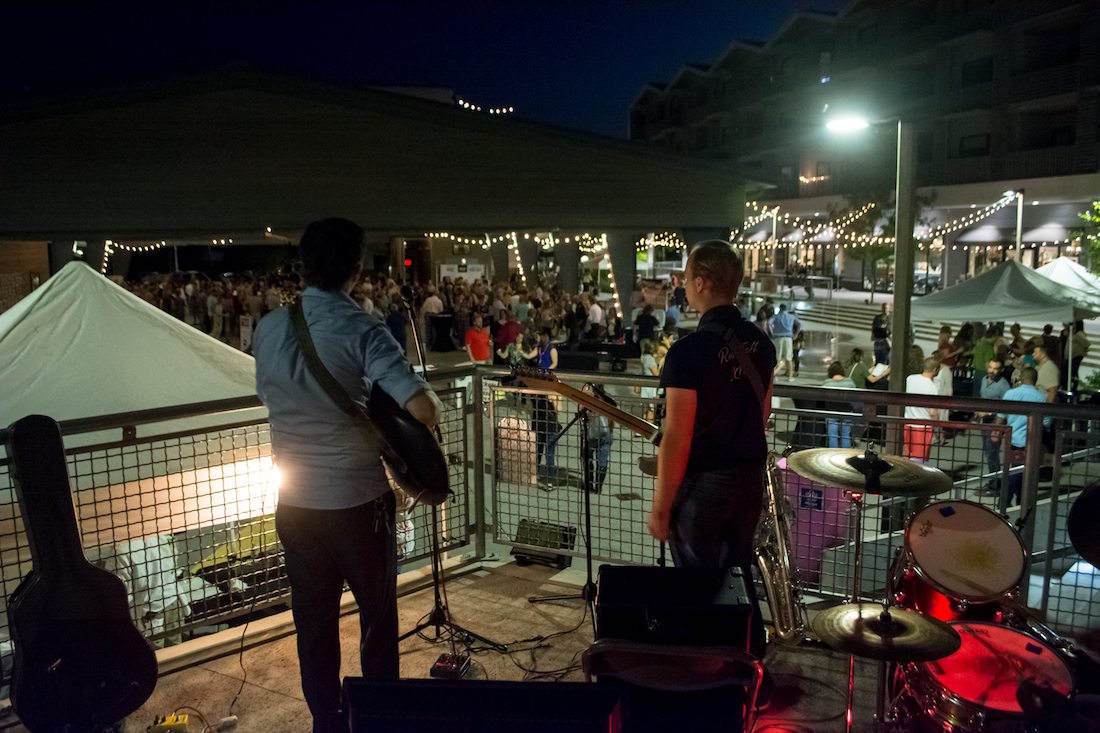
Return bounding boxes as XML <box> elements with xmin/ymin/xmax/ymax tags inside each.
<box><xmin>812</xmin><ymin>603</ymin><xmax>961</xmax><ymax>663</ymax></box>
<box><xmin>787</xmin><ymin>448</ymin><xmax>952</xmax><ymax>496</ymax></box>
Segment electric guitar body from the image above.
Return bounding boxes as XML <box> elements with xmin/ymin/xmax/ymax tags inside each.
<box><xmin>6</xmin><ymin>415</ymin><xmax>157</xmax><ymax>732</ymax></box>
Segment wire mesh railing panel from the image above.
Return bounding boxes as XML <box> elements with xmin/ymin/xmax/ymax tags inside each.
<box><xmin>488</xmin><ymin>377</ymin><xmax>662</xmax><ymax>568</ymax></box>
<box><xmin>0</xmin><ymin>375</ymin><xmax>472</xmax><ymax>675</ymax></box>
<box><xmin>1034</xmin><ymin>430</ymin><xmax>1100</xmax><ymax>637</ymax></box>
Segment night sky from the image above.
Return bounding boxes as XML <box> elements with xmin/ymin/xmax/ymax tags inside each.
<box><xmin>3</xmin><ymin>1</ymin><xmax>845</xmax><ymax>137</ymax></box>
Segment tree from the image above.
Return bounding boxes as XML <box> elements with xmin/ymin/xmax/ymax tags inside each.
<box><xmin>1079</xmin><ymin>199</ymin><xmax>1100</xmax><ymax>275</ymax></box>
<box><xmin>828</xmin><ymin>189</ymin><xmax>937</xmax><ymax>303</ymax></box>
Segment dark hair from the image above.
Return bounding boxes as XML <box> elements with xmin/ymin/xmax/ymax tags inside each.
<box><xmin>827</xmin><ymin>361</ymin><xmax>845</xmax><ymax>378</ymax></box>
<box><xmin>299</xmin><ymin>218</ymin><xmax>364</xmax><ymax>291</ymax></box>
<box><xmin>1020</xmin><ymin>366</ymin><xmax>1038</xmax><ymax>385</ymax></box>
<box><xmin>686</xmin><ymin>240</ymin><xmax>743</xmax><ymax>296</ymax></box>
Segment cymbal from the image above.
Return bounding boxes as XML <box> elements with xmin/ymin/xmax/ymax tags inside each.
<box><xmin>1068</xmin><ymin>481</ymin><xmax>1100</xmax><ymax>567</ymax></box>
<box><xmin>812</xmin><ymin>603</ymin><xmax>961</xmax><ymax>662</ymax></box>
<box><xmin>787</xmin><ymin>448</ymin><xmax>952</xmax><ymax>496</ymax></box>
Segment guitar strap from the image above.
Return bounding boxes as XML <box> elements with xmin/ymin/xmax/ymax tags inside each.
<box><xmin>698</xmin><ymin>320</ymin><xmax>771</xmax><ymax>425</ymax></box>
<box><xmin>288</xmin><ymin>298</ymin><xmax>381</xmax><ymax>438</ymax></box>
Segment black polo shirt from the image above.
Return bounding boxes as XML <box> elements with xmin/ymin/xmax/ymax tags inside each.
<box><xmin>660</xmin><ymin>305</ymin><xmax>776</xmax><ymax>473</ymax></box>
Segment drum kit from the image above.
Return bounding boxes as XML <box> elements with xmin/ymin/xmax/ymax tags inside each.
<box><xmin>785</xmin><ymin>445</ymin><xmax>1092</xmax><ymax>733</ymax></box>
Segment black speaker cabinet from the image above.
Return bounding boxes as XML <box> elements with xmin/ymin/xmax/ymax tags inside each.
<box><xmin>343</xmin><ymin>678</ymin><xmax>618</xmax><ymax>733</ymax></box>
<box><xmin>511</xmin><ymin>518</ymin><xmax>576</xmax><ymax>569</ymax></box>
<box><xmin>595</xmin><ymin>565</ymin><xmax>753</xmax><ymax>646</ymax></box>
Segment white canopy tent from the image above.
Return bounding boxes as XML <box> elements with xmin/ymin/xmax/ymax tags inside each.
<box><xmin>1037</xmin><ymin>257</ymin><xmax>1100</xmax><ymax>298</ymax></box>
<box><xmin>0</xmin><ymin>260</ymin><xmax>258</xmax><ymax>429</ymax></box>
<box><xmin>911</xmin><ymin>260</ymin><xmax>1100</xmax><ymax>324</ymax></box>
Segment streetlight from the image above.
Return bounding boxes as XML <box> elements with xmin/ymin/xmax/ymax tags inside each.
<box><xmin>1003</xmin><ymin>188</ymin><xmax>1025</xmax><ymax>261</ymax></box>
<box><xmin>827</xmin><ymin>114</ymin><xmax>917</xmax><ymax>394</ymax></box>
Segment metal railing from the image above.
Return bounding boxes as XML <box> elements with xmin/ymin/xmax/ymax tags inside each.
<box><xmin>0</xmin><ymin>365</ymin><xmax>1096</xmax><ymax>684</ymax></box>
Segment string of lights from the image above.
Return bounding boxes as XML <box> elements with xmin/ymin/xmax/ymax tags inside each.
<box><xmin>454</xmin><ymin>96</ymin><xmax>515</xmax><ymax>115</ymax></box>
<box><xmin>633</xmin><ymin>231</ymin><xmax>685</xmax><ymax>253</ymax></box>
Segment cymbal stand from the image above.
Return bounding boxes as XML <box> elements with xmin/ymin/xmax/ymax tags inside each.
<box><xmin>844</xmin><ymin>488</ymin><xmax>865</xmax><ymax>733</ymax></box>
<box><xmin>528</xmin><ymin>402</ymin><xmax>598</xmax><ymax>633</ymax></box>
<box><xmin>396</xmin><ymin>289</ymin><xmax>507</xmax><ymax>654</ymax></box>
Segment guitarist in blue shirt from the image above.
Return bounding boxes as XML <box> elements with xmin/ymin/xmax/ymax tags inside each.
<box><xmin>254</xmin><ymin>218</ymin><xmax>442</xmax><ymax>733</ymax></box>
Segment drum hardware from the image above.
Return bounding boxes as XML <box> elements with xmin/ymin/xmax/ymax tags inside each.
<box><xmin>811</xmin><ymin>603</ymin><xmax>962</xmax><ymax>663</ymax></box>
<box><xmin>789</xmin><ymin>445</ymin><xmax>954</xmax><ymax>733</ymax></box>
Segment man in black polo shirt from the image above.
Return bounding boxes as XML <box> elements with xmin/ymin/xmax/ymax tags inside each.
<box><xmin>648</xmin><ymin>240</ymin><xmax>775</xmax><ymax>656</ymax></box>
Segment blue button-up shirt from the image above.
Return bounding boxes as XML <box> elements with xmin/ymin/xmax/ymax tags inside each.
<box><xmin>768</xmin><ymin>310</ymin><xmax>799</xmax><ymax>338</ymax></box>
<box><xmin>997</xmin><ymin>384</ymin><xmax>1048</xmax><ymax>448</ymax></box>
<box><xmin>254</xmin><ymin>287</ymin><xmax>428</xmax><ymax>509</ymax></box>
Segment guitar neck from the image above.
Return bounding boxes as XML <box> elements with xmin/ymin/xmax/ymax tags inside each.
<box><xmin>8</xmin><ymin>416</ymin><xmax>89</xmax><ymax>575</ymax></box>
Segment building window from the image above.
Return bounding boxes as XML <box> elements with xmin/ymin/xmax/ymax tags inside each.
<box><xmin>816</xmin><ymin>161</ymin><xmax>832</xmax><ymax>177</ymax></box>
<box><xmin>958</xmin><ymin>133</ymin><xmax>990</xmax><ymax>157</ymax></box>
<box><xmin>959</xmin><ymin>57</ymin><xmax>993</xmax><ymax>87</ymax></box>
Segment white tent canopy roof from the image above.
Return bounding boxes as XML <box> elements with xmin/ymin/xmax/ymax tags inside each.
<box><xmin>0</xmin><ymin>261</ymin><xmax>257</xmax><ymax>431</ymax></box>
<box><xmin>911</xmin><ymin>260</ymin><xmax>1100</xmax><ymax>324</ymax></box>
<box><xmin>1037</xmin><ymin>257</ymin><xmax>1100</xmax><ymax>298</ymax></box>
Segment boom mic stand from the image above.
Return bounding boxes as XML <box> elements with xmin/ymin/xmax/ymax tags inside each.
<box><xmin>396</xmin><ymin>288</ymin><xmax>507</xmax><ymax>655</ymax></box>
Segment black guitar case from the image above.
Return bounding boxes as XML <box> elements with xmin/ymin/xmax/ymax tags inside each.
<box><xmin>6</xmin><ymin>414</ymin><xmax>158</xmax><ymax>732</ymax></box>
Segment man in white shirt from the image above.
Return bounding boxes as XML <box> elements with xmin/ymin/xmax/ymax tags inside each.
<box><xmin>586</xmin><ymin>297</ymin><xmax>604</xmax><ymax>339</ymax></box>
<box><xmin>1033</xmin><ymin>344</ymin><xmax>1060</xmax><ymax>402</ymax></box>
<box><xmin>420</xmin><ymin>286</ymin><xmax>444</xmax><ymax>346</ymax></box>
<box><xmin>904</xmin><ymin>357</ymin><xmax>941</xmax><ymax>462</ymax></box>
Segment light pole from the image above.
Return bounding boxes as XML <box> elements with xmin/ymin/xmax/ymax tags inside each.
<box><xmin>827</xmin><ymin>115</ymin><xmax>918</xmax><ymax>393</ymax></box>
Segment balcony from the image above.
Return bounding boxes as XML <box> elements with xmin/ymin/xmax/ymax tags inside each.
<box><xmin>995</xmin><ymin>145</ymin><xmax>1078</xmax><ymax>179</ymax></box>
<box><xmin>1007</xmin><ymin>64</ymin><xmax>1082</xmax><ymax>103</ymax></box>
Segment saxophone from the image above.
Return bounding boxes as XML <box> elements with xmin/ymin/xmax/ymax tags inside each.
<box><xmin>755</xmin><ymin>448</ymin><xmax>808</xmax><ymax>642</ymax></box>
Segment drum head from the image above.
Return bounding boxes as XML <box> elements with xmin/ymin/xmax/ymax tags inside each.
<box><xmin>906</xmin><ymin>500</ymin><xmax>1025</xmax><ymax>602</ymax></box>
<box><xmin>925</xmin><ymin>622</ymin><xmax>1073</xmax><ymax>713</ymax></box>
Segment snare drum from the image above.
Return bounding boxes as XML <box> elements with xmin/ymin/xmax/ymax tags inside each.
<box><xmin>895</xmin><ymin>622</ymin><xmax>1074</xmax><ymax>732</ymax></box>
<box><xmin>892</xmin><ymin>500</ymin><xmax>1026</xmax><ymax>621</ymax></box>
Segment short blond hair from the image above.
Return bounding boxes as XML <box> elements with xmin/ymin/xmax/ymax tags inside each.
<box><xmin>686</xmin><ymin>240</ymin><xmax>743</xmax><ymax>296</ymax></box>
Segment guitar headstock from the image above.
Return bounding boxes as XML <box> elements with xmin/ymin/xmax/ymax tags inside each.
<box><xmin>511</xmin><ymin>365</ymin><xmax>559</xmax><ymax>387</ymax></box>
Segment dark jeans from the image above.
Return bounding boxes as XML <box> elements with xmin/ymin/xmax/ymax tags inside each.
<box><xmin>669</xmin><ymin>469</ymin><xmax>766</xmax><ymax>657</ymax></box>
<box><xmin>276</xmin><ymin>494</ymin><xmax>399</xmax><ymax>733</ymax></box>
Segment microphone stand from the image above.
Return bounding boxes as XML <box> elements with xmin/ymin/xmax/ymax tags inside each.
<box><xmin>528</xmin><ymin>384</ymin><xmax>604</xmax><ymax>636</ymax></box>
<box><xmin>396</xmin><ymin>290</ymin><xmax>506</xmax><ymax>654</ymax></box>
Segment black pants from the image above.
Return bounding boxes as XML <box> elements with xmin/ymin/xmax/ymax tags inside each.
<box><xmin>276</xmin><ymin>494</ymin><xmax>399</xmax><ymax>733</ymax></box>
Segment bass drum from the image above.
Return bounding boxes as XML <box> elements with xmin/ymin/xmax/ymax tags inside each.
<box><xmin>892</xmin><ymin>500</ymin><xmax>1026</xmax><ymax>621</ymax></box>
<box><xmin>895</xmin><ymin>622</ymin><xmax>1074</xmax><ymax>733</ymax></box>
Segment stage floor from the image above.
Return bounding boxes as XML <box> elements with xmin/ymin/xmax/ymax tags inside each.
<box><xmin>33</xmin><ymin>558</ymin><xmax>878</xmax><ymax>733</ymax></box>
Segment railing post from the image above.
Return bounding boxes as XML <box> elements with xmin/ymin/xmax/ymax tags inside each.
<box><xmin>1017</xmin><ymin>412</ymin><xmax>1045</xmax><ymax>605</ymax></box>
<box><xmin>471</xmin><ymin>369</ymin><xmax>488</xmax><ymax>560</ymax></box>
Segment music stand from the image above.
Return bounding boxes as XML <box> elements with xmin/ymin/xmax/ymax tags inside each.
<box><xmin>512</xmin><ymin>369</ymin><xmax>658</xmax><ymax>623</ymax></box>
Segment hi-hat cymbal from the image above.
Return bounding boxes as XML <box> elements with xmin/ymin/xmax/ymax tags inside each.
<box><xmin>787</xmin><ymin>448</ymin><xmax>952</xmax><ymax>496</ymax></box>
<box><xmin>812</xmin><ymin>603</ymin><xmax>961</xmax><ymax>662</ymax></box>
<box><xmin>1068</xmin><ymin>481</ymin><xmax>1100</xmax><ymax>567</ymax></box>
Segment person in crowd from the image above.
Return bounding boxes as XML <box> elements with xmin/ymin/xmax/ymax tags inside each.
<box><xmin>977</xmin><ymin>359</ymin><xmax>1011</xmax><ymax>495</ymax></box>
<box><xmin>755</xmin><ymin>297</ymin><xmax>774</xmax><ymax>332</ymax></box>
<box><xmin>420</xmin><ymin>286</ymin><xmax>444</xmax><ymax>348</ymax></box>
<box><xmin>1040</xmin><ymin>324</ymin><xmax>1063</xmax><ymax>366</ymax></box>
<box><xmin>995</xmin><ymin>366</ymin><xmax>1047</xmax><ymax>506</ymax></box>
<box><xmin>605</xmin><ymin>306</ymin><xmax>624</xmax><ymax>341</ymax></box>
<box><xmin>583</xmin><ymin>294</ymin><xmax>603</xmax><ymax>340</ymax></box>
<box><xmin>952</xmin><ymin>323</ymin><xmax>975</xmax><ymax>367</ymax></box>
<box><xmin>665</xmin><ymin>301</ymin><xmax>681</xmax><ymax>328</ymax></box>
<box><xmin>253</xmin><ymin>218</ymin><xmax>441</xmax><ymax>733</ymax></box>
<box><xmin>514</xmin><ymin>291</ymin><xmax>531</xmax><ymax>323</ymax></box>
<box><xmin>493</xmin><ymin>309</ymin><xmax>523</xmax><ymax>362</ymax></box>
<box><xmin>845</xmin><ymin>348</ymin><xmax>870</xmax><ymax>389</ymax></box>
<box><xmin>633</xmin><ymin>304</ymin><xmax>659</xmax><ymax>343</ymax></box>
<box><xmin>497</xmin><ymin>330</ymin><xmax>536</xmax><ymax>367</ymax></box>
<box><xmin>535</xmin><ymin>329</ymin><xmax>558</xmax><ymax>370</ymax></box>
<box><xmin>791</xmin><ymin>327</ymin><xmax>805</xmax><ymax>379</ymax></box>
<box><xmin>1008</xmin><ymin>322</ymin><xmax>1028</xmax><ymax>357</ymax></box>
<box><xmin>904</xmin><ymin>357</ymin><xmax>941</xmax><ymax>462</ymax></box>
<box><xmin>648</xmin><ymin>240</ymin><xmax>774</xmax><ymax>662</ymax></box>
<box><xmin>465</xmin><ymin>313</ymin><xmax>492</xmax><ymax>365</ymax></box>
<box><xmin>1068</xmin><ymin>320</ymin><xmax>1090</xmax><ymax>390</ymax></box>
<box><xmin>1034</xmin><ymin>343</ymin><xmax>1060</xmax><ymax>402</ymax></box>
<box><xmin>737</xmin><ymin>294</ymin><xmax>754</xmax><ymax>322</ymax></box>
<box><xmin>932</xmin><ymin>352</ymin><xmax>953</xmax><ymax>397</ymax></box>
<box><xmin>581</xmin><ymin>384</ymin><xmax>614</xmax><ymax>494</ymax></box>
<box><xmin>871</xmin><ymin>305</ymin><xmax>891</xmax><ymax>366</ymax></box>
<box><xmin>639</xmin><ymin>338</ymin><xmax>661</xmax><ymax>421</ymax></box>
<box><xmin>970</xmin><ymin>326</ymin><xmax>999</xmax><ymax>396</ymax></box>
<box><xmin>936</xmin><ymin>325</ymin><xmax>958</xmax><ymax>368</ymax></box>
<box><xmin>821</xmin><ymin>361</ymin><xmax>856</xmax><ymax>448</ymax></box>
<box><xmin>768</xmin><ymin>303</ymin><xmax>800</xmax><ymax>381</ymax></box>
<box><xmin>385</xmin><ymin>301</ymin><xmax>408</xmax><ymax>354</ymax></box>
<box><xmin>531</xmin><ymin>393</ymin><xmax>561</xmax><ymax>489</ymax></box>
<box><xmin>451</xmin><ymin>292</ymin><xmax>471</xmax><ymax>348</ymax></box>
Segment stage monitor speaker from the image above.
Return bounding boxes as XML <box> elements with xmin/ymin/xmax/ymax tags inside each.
<box><xmin>511</xmin><ymin>518</ymin><xmax>576</xmax><ymax>569</ymax></box>
<box><xmin>595</xmin><ymin>565</ymin><xmax>753</xmax><ymax>646</ymax></box>
<box><xmin>343</xmin><ymin>678</ymin><xmax>618</xmax><ymax>733</ymax></box>
<box><xmin>556</xmin><ymin>350</ymin><xmax>599</xmax><ymax>371</ymax></box>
